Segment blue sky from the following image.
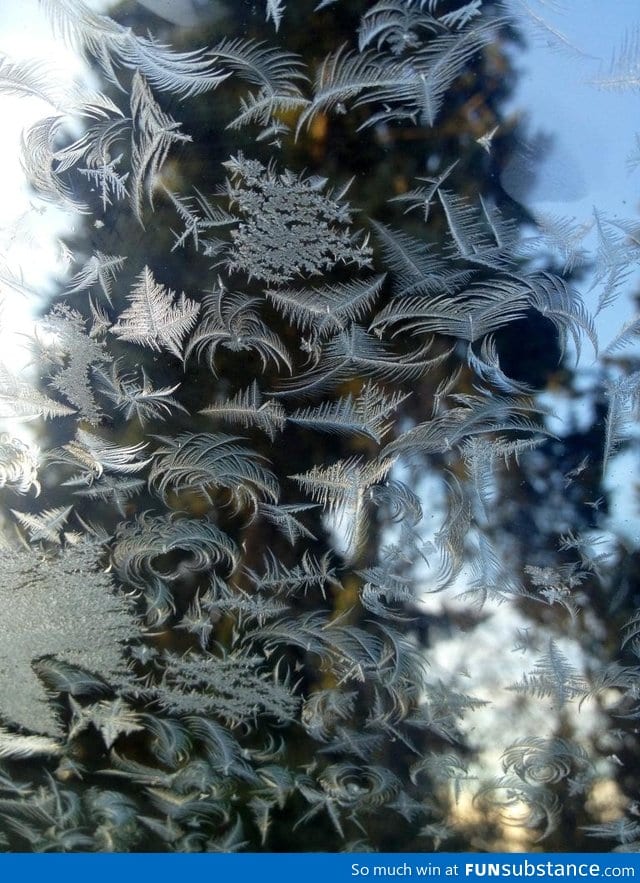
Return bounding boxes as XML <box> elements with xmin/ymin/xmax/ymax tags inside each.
<box><xmin>498</xmin><ymin>1</ymin><xmax>640</xmax><ymax>548</ymax></box>
<box><xmin>504</xmin><ymin>0</ymin><xmax>640</xmax><ymax>344</ymax></box>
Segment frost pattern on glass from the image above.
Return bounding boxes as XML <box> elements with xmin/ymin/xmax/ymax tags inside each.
<box><xmin>0</xmin><ymin>0</ymin><xmax>638</xmax><ymax>854</ymax></box>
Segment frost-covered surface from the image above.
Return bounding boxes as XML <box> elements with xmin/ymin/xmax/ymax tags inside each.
<box><xmin>0</xmin><ymin>0</ymin><xmax>638</xmax><ymax>853</ymax></box>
